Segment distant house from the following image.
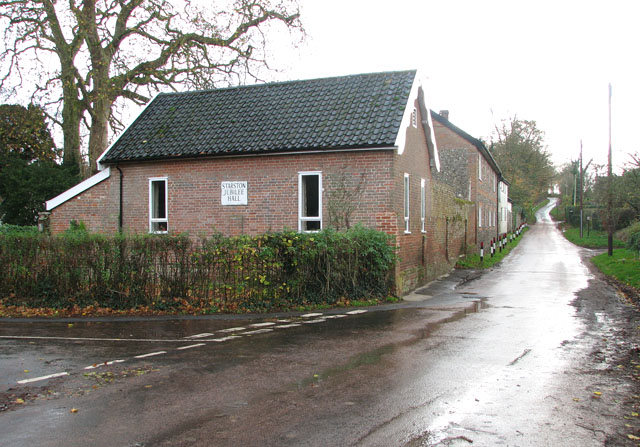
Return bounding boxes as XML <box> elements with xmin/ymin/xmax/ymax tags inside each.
<box><xmin>498</xmin><ymin>178</ymin><xmax>510</xmax><ymax>234</ymax></box>
<box><xmin>430</xmin><ymin>110</ymin><xmax>506</xmax><ymax>250</ymax></box>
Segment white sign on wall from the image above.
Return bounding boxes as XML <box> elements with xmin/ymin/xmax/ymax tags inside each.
<box><xmin>221</xmin><ymin>181</ymin><xmax>248</xmax><ymax>205</ymax></box>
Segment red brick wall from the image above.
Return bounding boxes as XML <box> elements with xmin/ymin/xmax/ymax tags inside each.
<box><xmin>48</xmin><ymin>174</ymin><xmax>120</xmax><ymax>234</ymax></box>
<box><xmin>426</xmin><ymin>181</ymin><xmax>472</xmax><ymax>279</ymax></box>
<box><xmin>432</xmin><ymin>118</ymin><xmax>499</xmax><ymax>256</ymax></box>
<box><xmin>392</xmin><ymin>100</ymin><xmax>437</xmax><ymax>293</ymax></box>
<box><xmin>50</xmin><ymin>151</ymin><xmax>396</xmax><ymax>237</ymax></box>
<box><xmin>50</xmin><ymin>109</ymin><xmax>492</xmax><ymax>296</ymax></box>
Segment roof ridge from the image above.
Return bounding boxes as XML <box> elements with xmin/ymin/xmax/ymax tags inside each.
<box><xmin>157</xmin><ymin>69</ymin><xmax>418</xmax><ymax>97</ymax></box>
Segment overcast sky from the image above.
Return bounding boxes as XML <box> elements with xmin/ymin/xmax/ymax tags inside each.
<box><xmin>264</xmin><ymin>0</ymin><xmax>640</xmax><ymax>172</ymax></box>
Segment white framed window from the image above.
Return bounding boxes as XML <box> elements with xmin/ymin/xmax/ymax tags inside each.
<box><xmin>478</xmin><ymin>205</ymin><xmax>483</xmax><ymax>228</ymax></box>
<box><xmin>411</xmin><ymin>108</ymin><xmax>418</xmax><ymax>128</ymax></box>
<box><xmin>478</xmin><ymin>154</ymin><xmax>482</xmax><ymax>181</ymax></box>
<box><xmin>298</xmin><ymin>171</ymin><xmax>322</xmax><ymax>232</ymax></box>
<box><xmin>149</xmin><ymin>177</ymin><xmax>168</xmax><ymax>234</ymax></box>
<box><xmin>420</xmin><ymin>178</ymin><xmax>426</xmax><ymax>233</ymax></box>
<box><xmin>404</xmin><ymin>173</ymin><xmax>410</xmax><ymax>233</ymax></box>
<box><xmin>493</xmin><ymin>173</ymin><xmax>496</xmax><ymax>192</ymax></box>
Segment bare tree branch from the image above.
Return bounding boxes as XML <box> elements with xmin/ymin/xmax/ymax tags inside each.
<box><xmin>0</xmin><ymin>0</ymin><xmax>304</xmax><ymax>173</ymax></box>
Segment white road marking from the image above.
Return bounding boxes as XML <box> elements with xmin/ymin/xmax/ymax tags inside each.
<box><xmin>303</xmin><ymin>319</ymin><xmax>326</xmax><ymax>324</ymax></box>
<box><xmin>217</xmin><ymin>327</ymin><xmax>246</xmax><ymax>333</ymax></box>
<box><xmin>84</xmin><ymin>359</ymin><xmax>125</xmax><ymax>370</ymax></box>
<box><xmin>184</xmin><ymin>333</ymin><xmax>215</xmax><ymax>339</ymax></box>
<box><xmin>249</xmin><ymin>322</ymin><xmax>276</xmax><ymax>328</ymax></box>
<box><xmin>0</xmin><ymin>335</ymin><xmax>206</xmax><ymax>343</ymax></box>
<box><xmin>18</xmin><ymin>372</ymin><xmax>68</xmax><ymax>384</ymax></box>
<box><xmin>241</xmin><ymin>329</ymin><xmax>274</xmax><ymax>335</ymax></box>
<box><xmin>210</xmin><ymin>336</ymin><xmax>242</xmax><ymax>342</ymax></box>
<box><xmin>177</xmin><ymin>343</ymin><xmax>206</xmax><ymax>350</ymax></box>
<box><xmin>134</xmin><ymin>351</ymin><xmax>167</xmax><ymax>359</ymax></box>
<box><xmin>10</xmin><ymin>309</ymin><xmax>369</xmax><ymax>384</ymax></box>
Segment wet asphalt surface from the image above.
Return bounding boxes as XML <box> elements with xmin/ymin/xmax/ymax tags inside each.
<box><xmin>2</xmin><ymin>199</ymin><xmax>640</xmax><ymax>446</ymax></box>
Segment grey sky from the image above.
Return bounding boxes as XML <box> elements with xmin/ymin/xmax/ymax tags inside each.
<box><xmin>266</xmin><ymin>0</ymin><xmax>640</xmax><ymax>172</ymax></box>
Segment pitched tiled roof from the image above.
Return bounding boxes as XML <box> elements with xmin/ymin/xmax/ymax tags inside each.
<box><xmin>101</xmin><ymin>70</ymin><xmax>417</xmax><ymax>163</ymax></box>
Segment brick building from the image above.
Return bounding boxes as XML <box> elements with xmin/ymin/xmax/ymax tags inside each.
<box><xmin>45</xmin><ymin>70</ymin><xmax>477</xmax><ymax>294</ymax></box>
<box><xmin>430</xmin><ymin>110</ymin><xmax>505</xmax><ymax>252</ymax></box>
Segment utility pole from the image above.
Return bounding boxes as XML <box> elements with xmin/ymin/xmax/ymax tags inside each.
<box><xmin>607</xmin><ymin>83</ymin><xmax>613</xmax><ymax>256</ymax></box>
<box><xmin>580</xmin><ymin>141</ymin><xmax>583</xmax><ymax>238</ymax></box>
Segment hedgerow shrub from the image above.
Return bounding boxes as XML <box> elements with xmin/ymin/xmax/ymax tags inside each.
<box><xmin>0</xmin><ymin>226</ymin><xmax>395</xmax><ymax>312</ymax></box>
<box><xmin>628</xmin><ymin>231</ymin><xmax>640</xmax><ymax>253</ymax></box>
<box><xmin>0</xmin><ymin>224</ymin><xmax>39</xmax><ymax>235</ymax></box>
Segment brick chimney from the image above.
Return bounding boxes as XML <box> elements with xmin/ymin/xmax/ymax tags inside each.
<box><xmin>439</xmin><ymin>110</ymin><xmax>449</xmax><ymax>121</ymax></box>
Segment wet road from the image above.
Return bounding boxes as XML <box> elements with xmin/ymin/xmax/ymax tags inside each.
<box><xmin>0</xmin><ymin>198</ymin><xmax>635</xmax><ymax>446</ymax></box>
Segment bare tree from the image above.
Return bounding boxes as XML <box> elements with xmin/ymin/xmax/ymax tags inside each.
<box><xmin>0</xmin><ymin>0</ymin><xmax>303</xmax><ymax>173</ymax></box>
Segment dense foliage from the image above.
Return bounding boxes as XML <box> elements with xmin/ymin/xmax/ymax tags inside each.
<box><xmin>0</xmin><ymin>157</ymin><xmax>78</xmax><ymax>225</ymax></box>
<box><xmin>0</xmin><ymin>103</ymin><xmax>79</xmax><ymax>225</ymax></box>
<box><xmin>490</xmin><ymin>117</ymin><xmax>555</xmax><ymax>211</ymax></box>
<box><xmin>0</xmin><ymin>104</ymin><xmax>58</xmax><ymax>163</ymax></box>
<box><xmin>628</xmin><ymin>231</ymin><xmax>640</xmax><ymax>253</ymax></box>
<box><xmin>0</xmin><ymin>227</ymin><xmax>396</xmax><ymax>313</ymax></box>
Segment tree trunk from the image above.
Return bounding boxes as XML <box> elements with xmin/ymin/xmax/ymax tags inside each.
<box><xmin>88</xmin><ymin>95</ymin><xmax>111</xmax><ymax>174</ymax></box>
<box><xmin>61</xmin><ymin>72</ymin><xmax>83</xmax><ymax>172</ymax></box>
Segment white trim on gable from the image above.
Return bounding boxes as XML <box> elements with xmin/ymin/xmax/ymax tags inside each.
<box><xmin>394</xmin><ymin>73</ymin><xmax>440</xmax><ymax>172</ymax></box>
<box><xmin>45</xmin><ymin>168</ymin><xmax>111</xmax><ymax>211</ymax></box>
<box><xmin>394</xmin><ymin>74</ymin><xmax>420</xmax><ymax>155</ymax></box>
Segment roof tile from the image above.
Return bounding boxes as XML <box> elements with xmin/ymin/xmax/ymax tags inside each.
<box><xmin>102</xmin><ymin>70</ymin><xmax>416</xmax><ymax>163</ymax></box>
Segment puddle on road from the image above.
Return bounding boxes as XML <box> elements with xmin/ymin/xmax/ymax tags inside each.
<box><xmin>296</xmin><ymin>344</ymin><xmax>396</xmax><ymax>389</ymax></box>
<box><xmin>295</xmin><ymin>299</ymin><xmax>488</xmax><ymax>389</ymax></box>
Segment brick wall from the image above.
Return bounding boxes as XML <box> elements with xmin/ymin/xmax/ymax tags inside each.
<box><xmin>432</xmin><ymin>116</ymin><xmax>499</xmax><ymax>256</ymax></box>
<box><xmin>49</xmin><ymin>108</ymin><xmax>491</xmax><ymax>296</ymax></box>
<box><xmin>48</xmin><ymin>174</ymin><xmax>120</xmax><ymax>234</ymax></box>
<box><xmin>50</xmin><ymin>151</ymin><xmax>396</xmax><ymax>237</ymax></box>
<box><xmin>426</xmin><ymin>181</ymin><xmax>472</xmax><ymax>278</ymax></box>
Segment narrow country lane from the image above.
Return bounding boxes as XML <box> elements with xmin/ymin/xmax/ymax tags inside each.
<box><xmin>1</xmin><ymin>198</ymin><xmax>639</xmax><ymax>446</ymax></box>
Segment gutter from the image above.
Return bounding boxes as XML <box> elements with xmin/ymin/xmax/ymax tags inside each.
<box><xmin>117</xmin><ymin>165</ymin><xmax>123</xmax><ymax>232</ymax></box>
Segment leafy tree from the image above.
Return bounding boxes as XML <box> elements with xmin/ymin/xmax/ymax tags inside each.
<box><xmin>624</xmin><ymin>153</ymin><xmax>640</xmax><ymax>218</ymax></box>
<box><xmin>0</xmin><ymin>104</ymin><xmax>58</xmax><ymax>163</ymax></box>
<box><xmin>489</xmin><ymin>117</ymin><xmax>555</xmax><ymax>210</ymax></box>
<box><xmin>0</xmin><ymin>0</ymin><xmax>303</xmax><ymax>173</ymax></box>
<box><xmin>0</xmin><ymin>102</ymin><xmax>78</xmax><ymax>225</ymax></box>
<box><xmin>0</xmin><ymin>157</ymin><xmax>78</xmax><ymax>225</ymax></box>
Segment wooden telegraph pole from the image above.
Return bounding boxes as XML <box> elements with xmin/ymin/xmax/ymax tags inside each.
<box><xmin>607</xmin><ymin>83</ymin><xmax>613</xmax><ymax>256</ymax></box>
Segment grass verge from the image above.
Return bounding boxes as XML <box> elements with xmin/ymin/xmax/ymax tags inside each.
<box><xmin>591</xmin><ymin>249</ymin><xmax>640</xmax><ymax>290</ymax></box>
<box><xmin>561</xmin><ymin>226</ymin><xmax>624</xmax><ymax>249</ymax></box>
<box><xmin>456</xmin><ymin>228</ymin><xmax>528</xmax><ymax>269</ymax></box>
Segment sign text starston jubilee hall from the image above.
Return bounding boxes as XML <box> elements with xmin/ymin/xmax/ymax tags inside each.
<box><xmin>221</xmin><ymin>181</ymin><xmax>248</xmax><ymax>205</ymax></box>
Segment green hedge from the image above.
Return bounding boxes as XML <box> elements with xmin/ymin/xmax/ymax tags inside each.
<box><xmin>628</xmin><ymin>232</ymin><xmax>640</xmax><ymax>252</ymax></box>
<box><xmin>0</xmin><ymin>226</ymin><xmax>396</xmax><ymax>312</ymax></box>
